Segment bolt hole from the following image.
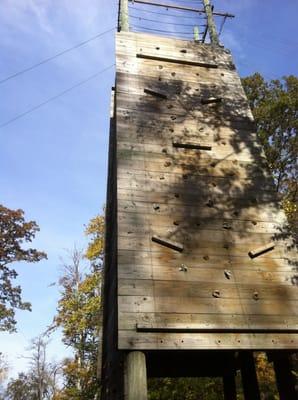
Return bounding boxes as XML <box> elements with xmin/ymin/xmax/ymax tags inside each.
<box><xmin>156</xmin><ymin>47</ymin><xmax>160</xmax><ymax>50</ymax></box>
<box><xmin>171</xmin><ymin>72</ymin><xmax>176</xmax><ymax>77</ymax></box>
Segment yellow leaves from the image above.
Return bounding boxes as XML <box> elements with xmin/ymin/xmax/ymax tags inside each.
<box><xmin>84</xmin><ymin>214</ymin><xmax>105</xmax><ymax>261</ymax></box>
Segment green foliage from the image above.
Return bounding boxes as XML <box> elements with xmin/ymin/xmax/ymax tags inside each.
<box><xmin>52</xmin><ymin>246</ymin><xmax>101</xmax><ymax>399</ymax></box>
<box><xmin>0</xmin><ymin>204</ymin><xmax>46</xmax><ymax>332</ymax></box>
<box><xmin>242</xmin><ymin>74</ymin><xmax>298</xmax><ymax>235</ymax></box>
<box><xmin>148</xmin><ymin>377</ymin><xmax>223</xmax><ymax>400</ymax></box>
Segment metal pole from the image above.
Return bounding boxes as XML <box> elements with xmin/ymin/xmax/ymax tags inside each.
<box><xmin>119</xmin><ymin>0</ymin><xmax>129</xmax><ymax>32</ymax></box>
<box><xmin>202</xmin><ymin>0</ymin><xmax>219</xmax><ymax>45</ymax></box>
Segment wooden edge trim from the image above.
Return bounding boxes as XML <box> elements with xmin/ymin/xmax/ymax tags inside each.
<box><xmin>136</xmin><ymin>53</ymin><xmax>218</xmax><ymax>68</ymax></box>
<box><xmin>136</xmin><ymin>324</ymin><xmax>298</xmax><ymax>334</ymax></box>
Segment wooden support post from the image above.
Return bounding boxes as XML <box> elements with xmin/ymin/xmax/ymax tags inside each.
<box><xmin>239</xmin><ymin>352</ymin><xmax>261</xmax><ymax>400</ymax></box>
<box><xmin>194</xmin><ymin>26</ymin><xmax>200</xmax><ymax>42</ymax></box>
<box><xmin>119</xmin><ymin>0</ymin><xmax>129</xmax><ymax>32</ymax></box>
<box><xmin>124</xmin><ymin>351</ymin><xmax>148</xmax><ymax>400</ymax></box>
<box><xmin>271</xmin><ymin>353</ymin><xmax>297</xmax><ymax>400</ymax></box>
<box><xmin>203</xmin><ymin>0</ymin><xmax>219</xmax><ymax>45</ymax></box>
<box><xmin>223</xmin><ymin>374</ymin><xmax>237</xmax><ymax>400</ymax></box>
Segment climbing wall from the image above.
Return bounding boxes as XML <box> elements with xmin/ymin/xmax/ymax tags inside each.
<box><xmin>115</xmin><ymin>31</ymin><xmax>298</xmax><ymax>350</ymax></box>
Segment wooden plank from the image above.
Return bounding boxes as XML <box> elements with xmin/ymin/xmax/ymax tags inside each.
<box><xmin>117</xmin><ymin>263</ymin><xmax>297</xmax><ymax>286</ymax></box>
<box><xmin>118</xmin><ymin>279</ymin><xmax>298</xmax><ymax>300</ymax></box>
<box><xmin>118</xmin><ymin>249</ymin><xmax>297</xmax><ymax>272</ymax></box>
<box><xmin>118</xmin><ymin>235</ymin><xmax>292</xmax><ymax>258</ymax></box>
<box><xmin>116</xmin><ymin>71</ymin><xmax>243</xmax><ymax>99</ymax></box>
<box><xmin>117</xmin><ymin>40</ymin><xmax>233</xmax><ymax>68</ymax></box>
<box><xmin>117</xmin><ymin>189</ymin><xmax>277</xmax><ymax>210</ymax></box>
<box><xmin>116</xmin><ymin>92</ymin><xmax>252</xmax><ymax>120</ymax></box>
<box><xmin>117</xmin><ymin>159</ymin><xmax>271</xmax><ymax>180</ymax></box>
<box><xmin>116</xmin><ymin>54</ymin><xmax>240</xmax><ymax>86</ymax></box>
<box><xmin>118</xmin><ymin>330</ymin><xmax>298</xmax><ymax>350</ymax></box>
<box><xmin>118</xmin><ymin>312</ymin><xmax>298</xmax><ymax>331</ymax></box>
<box><xmin>118</xmin><ymin>295</ymin><xmax>298</xmax><ymax>316</ymax></box>
<box><xmin>117</xmin><ymin>117</ymin><xmax>257</xmax><ymax>142</ymax></box>
<box><xmin>118</xmin><ymin>212</ymin><xmax>285</xmax><ymax>234</ymax></box>
<box><xmin>117</xmin><ymin>200</ymin><xmax>286</xmax><ymax>223</ymax></box>
<box><xmin>119</xmin><ymin>227</ymin><xmax>285</xmax><ymax>249</ymax></box>
<box><xmin>116</xmin><ymin>108</ymin><xmax>255</xmax><ymax>135</ymax></box>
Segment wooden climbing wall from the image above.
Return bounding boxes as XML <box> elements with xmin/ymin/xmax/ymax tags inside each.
<box><xmin>115</xmin><ymin>31</ymin><xmax>298</xmax><ymax>350</ymax></box>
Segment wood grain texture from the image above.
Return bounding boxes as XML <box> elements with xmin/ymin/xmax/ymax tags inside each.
<box><xmin>113</xmin><ymin>31</ymin><xmax>298</xmax><ymax>351</ymax></box>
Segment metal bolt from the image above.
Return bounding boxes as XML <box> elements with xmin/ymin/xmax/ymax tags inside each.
<box><xmin>179</xmin><ymin>264</ymin><xmax>188</xmax><ymax>272</ymax></box>
<box><xmin>212</xmin><ymin>290</ymin><xmax>221</xmax><ymax>298</ymax></box>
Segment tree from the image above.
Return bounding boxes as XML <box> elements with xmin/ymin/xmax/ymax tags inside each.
<box><xmin>52</xmin><ymin>247</ymin><xmax>101</xmax><ymax>399</ymax></box>
<box><xmin>0</xmin><ymin>204</ymin><xmax>47</xmax><ymax>332</ymax></box>
<box><xmin>84</xmin><ymin>213</ymin><xmax>104</xmax><ymax>269</ymax></box>
<box><xmin>242</xmin><ymin>74</ymin><xmax>298</xmax><ymax>236</ymax></box>
<box><xmin>5</xmin><ymin>335</ymin><xmax>61</xmax><ymax>400</ymax></box>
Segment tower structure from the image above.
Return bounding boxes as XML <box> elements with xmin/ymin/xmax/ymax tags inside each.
<box><xmin>101</xmin><ymin>1</ymin><xmax>298</xmax><ymax>398</ymax></box>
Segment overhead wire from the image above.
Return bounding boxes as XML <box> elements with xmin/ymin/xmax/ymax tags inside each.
<box><xmin>129</xmin><ymin>14</ymin><xmax>201</xmax><ymax>27</ymax></box>
<box><xmin>0</xmin><ymin>64</ymin><xmax>115</xmax><ymax>128</ymax></box>
<box><xmin>0</xmin><ymin>27</ymin><xmax>116</xmax><ymax>85</ymax></box>
<box><xmin>128</xmin><ymin>5</ymin><xmax>205</xmax><ymax>19</ymax></box>
<box><xmin>130</xmin><ymin>24</ymin><xmax>194</xmax><ymax>35</ymax></box>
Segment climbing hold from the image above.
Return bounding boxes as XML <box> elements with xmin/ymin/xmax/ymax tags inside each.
<box><xmin>152</xmin><ymin>235</ymin><xmax>184</xmax><ymax>252</ymax></box>
<box><xmin>201</xmin><ymin>97</ymin><xmax>222</xmax><ymax>105</ymax></box>
<box><xmin>253</xmin><ymin>291</ymin><xmax>259</xmax><ymax>301</ymax></box>
<box><xmin>144</xmin><ymin>88</ymin><xmax>168</xmax><ymax>99</ymax></box>
<box><xmin>248</xmin><ymin>243</ymin><xmax>275</xmax><ymax>259</ymax></box>
<box><xmin>206</xmin><ymin>199</ymin><xmax>214</xmax><ymax>208</ymax></box>
<box><xmin>224</xmin><ymin>270</ymin><xmax>232</xmax><ymax>279</ymax></box>
<box><xmin>222</xmin><ymin>221</ymin><xmax>232</xmax><ymax>230</ymax></box>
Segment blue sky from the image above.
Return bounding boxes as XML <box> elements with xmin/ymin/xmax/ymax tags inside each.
<box><xmin>0</xmin><ymin>0</ymin><xmax>297</xmax><ymax>380</ymax></box>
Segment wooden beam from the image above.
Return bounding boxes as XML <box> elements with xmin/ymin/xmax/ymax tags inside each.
<box><xmin>136</xmin><ymin>325</ymin><xmax>298</xmax><ymax>334</ymax></box>
<box><xmin>119</xmin><ymin>0</ymin><xmax>129</xmax><ymax>32</ymax></box>
<box><xmin>124</xmin><ymin>352</ymin><xmax>148</xmax><ymax>400</ymax></box>
<box><xmin>128</xmin><ymin>0</ymin><xmax>235</xmax><ymax>18</ymax></box>
<box><xmin>223</xmin><ymin>373</ymin><xmax>237</xmax><ymax>400</ymax></box>
<box><xmin>239</xmin><ymin>352</ymin><xmax>261</xmax><ymax>400</ymax></box>
<box><xmin>203</xmin><ymin>0</ymin><xmax>219</xmax><ymax>45</ymax></box>
<box><xmin>271</xmin><ymin>353</ymin><xmax>298</xmax><ymax>400</ymax></box>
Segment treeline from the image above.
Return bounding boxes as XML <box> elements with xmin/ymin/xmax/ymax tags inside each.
<box><xmin>0</xmin><ymin>73</ymin><xmax>297</xmax><ymax>399</ymax></box>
